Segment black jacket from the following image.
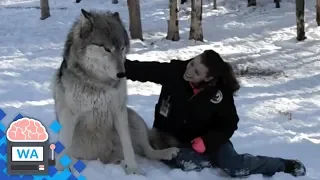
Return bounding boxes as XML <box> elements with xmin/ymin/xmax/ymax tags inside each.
<box><xmin>125</xmin><ymin>59</ymin><xmax>239</xmax><ymax>156</ymax></box>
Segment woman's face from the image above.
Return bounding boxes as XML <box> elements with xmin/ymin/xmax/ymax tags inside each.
<box><xmin>183</xmin><ymin>55</ymin><xmax>213</xmax><ymax>84</ymax></box>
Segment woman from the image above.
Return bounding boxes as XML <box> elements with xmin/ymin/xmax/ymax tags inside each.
<box><xmin>124</xmin><ymin>49</ymin><xmax>306</xmax><ymax>178</ymax></box>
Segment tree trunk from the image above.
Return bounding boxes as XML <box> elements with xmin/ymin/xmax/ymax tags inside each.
<box><xmin>274</xmin><ymin>0</ymin><xmax>280</xmax><ymax>8</ymax></box>
<box><xmin>296</xmin><ymin>0</ymin><xmax>306</xmax><ymax>41</ymax></box>
<box><xmin>248</xmin><ymin>0</ymin><xmax>256</xmax><ymax>7</ymax></box>
<box><xmin>127</xmin><ymin>0</ymin><xmax>143</xmax><ymax>40</ymax></box>
<box><xmin>166</xmin><ymin>0</ymin><xmax>180</xmax><ymax>41</ymax></box>
<box><xmin>317</xmin><ymin>0</ymin><xmax>320</xmax><ymax>26</ymax></box>
<box><xmin>189</xmin><ymin>0</ymin><xmax>203</xmax><ymax>41</ymax></box>
<box><xmin>40</xmin><ymin>0</ymin><xmax>50</xmax><ymax>20</ymax></box>
<box><xmin>213</xmin><ymin>0</ymin><xmax>217</xmax><ymax>9</ymax></box>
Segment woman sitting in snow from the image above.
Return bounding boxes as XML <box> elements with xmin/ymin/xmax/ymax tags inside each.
<box><xmin>124</xmin><ymin>49</ymin><xmax>306</xmax><ymax>178</ymax></box>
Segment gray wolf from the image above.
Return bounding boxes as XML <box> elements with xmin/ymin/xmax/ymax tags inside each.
<box><xmin>51</xmin><ymin>9</ymin><xmax>179</xmax><ymax>175</ymax></box>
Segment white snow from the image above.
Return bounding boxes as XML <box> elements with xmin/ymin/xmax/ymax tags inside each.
<box><xmin>0</xmin><ymin>0</ymin><xmax>319</xmax><ymax>179</ymax></box>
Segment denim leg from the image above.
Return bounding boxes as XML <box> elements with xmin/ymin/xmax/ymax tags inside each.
<box><xmin>216</xmin><ymin>141</ymin><xmax>286</xmax><ymax>177</ymax></box>
<box><xmin>162</xmin><ymin>148</ymin><xmax>213</xmax><ymax>172</ymax></box>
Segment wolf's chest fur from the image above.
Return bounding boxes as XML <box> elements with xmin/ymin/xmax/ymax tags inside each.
<box><xmin>63</xmin><ymin>75</ymin><xmax>127</xmax><ymax>130</ymax></box>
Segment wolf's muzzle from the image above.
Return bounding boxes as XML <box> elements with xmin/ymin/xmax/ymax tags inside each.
<box><xmin>116</xmin><ymin>72</ymin><xmax>126</xmax><ymax>78</ymax></box>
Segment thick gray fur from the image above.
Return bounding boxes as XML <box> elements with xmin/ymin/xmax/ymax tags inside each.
<box><xmin>51</xmin><ymin>9</ymin><xmax>179</xmax><ymax>176</ymax></box>
<box><xmin>148</xmin><ymin>128</ymin><xmax>181</xmax><ymax>150</ymax></box>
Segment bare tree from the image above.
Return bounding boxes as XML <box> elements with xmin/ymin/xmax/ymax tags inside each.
<box><xmin>40</xmin><ymin>0</ymin><xmax>50</xmax><ymax>20</ymax></box>
<box><xmin>274</xmin><ymin>0</ymin><xmax>280</xmax><ymax>8</ymax></box>
<box><xmin>248</xmin><ymin>0</ymin><xmax>256</xmax><ymax>7</ymax></box>
<box><xmin>127</xmin><ymin>0</ymin><xmax>143</xmax><ymax>40</ymax></box>
<box><xmin>166</xmin><ymin>0</ymin><xmax>180</xmax><ymax>41</ymax></box>
<box><xmin>189</xmin><ymin>0</ymin><xmax>203</xmax><ymax>41</ymax></box>
<box><xmin>296</xmin><ymin>0</ymin><xmax>306</xmax><ymax>41</ymax></box>
<box><xmin>213</xmin><ymin>0</ymin><xmax>217</xmax><ymax>9</ymax></box>
<box><xmin>317</xmin><ymin>0</ymin><xmax>320</xmax><ymax>26</ymax></box>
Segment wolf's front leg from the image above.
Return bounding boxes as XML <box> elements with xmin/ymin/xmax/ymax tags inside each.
<box><xmin>114</xmin><ymin>107</ymin><xmax>144</xmax><ymax>175</ymax></box>
<box><xmin>55</xmin><ymin>108</ymin><xmax>78</xmax><ymax>171</ymax></box>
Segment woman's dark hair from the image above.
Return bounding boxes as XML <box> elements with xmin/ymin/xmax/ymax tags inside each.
<box><xmin>200</xmin><ymin>49</ymin><xmax>240</xmax><ymax>94</ymax></box>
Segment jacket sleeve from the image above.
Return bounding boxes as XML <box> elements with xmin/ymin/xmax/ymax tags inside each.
<box><xmin>201</xmin><ymin>90</ymin><xmax>239</xmax><ymax>154</ymax></box>
<box><xmin>125</xmin><ymin>59</ymin><xmax>179</xmax><ymax>85</ymax></box>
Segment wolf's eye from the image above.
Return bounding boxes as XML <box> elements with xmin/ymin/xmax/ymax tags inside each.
<box><xmin>92</xmin><ymin>42</ymin><xmax>103</xmax><ymax>47</ymax></box>
<box><xmin>103</xmin><ymin>47</ymin><xmax>111</xmax><ymax>52</ymax></box>
<box><xmin>92</xmin><ymin>42</ymin><xmax>111</xmax><ymax>53</ymax></box>
<box><xmin>121</xmin><ymin>47</ymin><xmax>125</xmax><ymax>51</ymax></box>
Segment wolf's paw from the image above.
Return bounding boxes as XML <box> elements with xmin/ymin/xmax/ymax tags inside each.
<box><xmin>102</xmin><ymin>157</ymin><xmax>122</xmax><ymax>165</ymax></box>
<box><xmin>161</xmin><ymin>147</ymin><xmax>180</xmax><ymax>160</ymax></box>
<box><xmin>112</xmin><ymin>159</ymin><xmax>122</xmax><ymax>165</ymax></box>
<box><xmin>120</xmin><ymin>160</ymin><xmax>145</xmax><ymax>176</ymax></box>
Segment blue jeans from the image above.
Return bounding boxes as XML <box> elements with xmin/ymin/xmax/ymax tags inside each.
<box><xmin>162</xmin><ymin>141</ymin><xmax>286</xmax><ymax>177</ymax></box>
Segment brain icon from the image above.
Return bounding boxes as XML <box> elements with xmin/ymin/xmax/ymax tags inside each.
<box><xmin>6</xmin><ymin>117</ymin><xmax>49</xmax><ymax>142</ymax></box>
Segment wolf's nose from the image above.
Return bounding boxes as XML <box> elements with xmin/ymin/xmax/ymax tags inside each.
<box><xmin>117</xmin><ymin>72</ymin><xmax>126</xmax><ymax>78</ymax></box>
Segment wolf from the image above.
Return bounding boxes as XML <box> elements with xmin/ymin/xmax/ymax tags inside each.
<box><xmin>51</xmin><ymin>9</ymin><xmax>180</xmax><ymax>175</ymax></box>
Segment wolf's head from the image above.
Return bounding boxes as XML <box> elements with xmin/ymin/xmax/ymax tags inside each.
<box><xmin>64</xmin><ymin>9</ymin><xmax>130</xmax><ymax>82</ymax></box>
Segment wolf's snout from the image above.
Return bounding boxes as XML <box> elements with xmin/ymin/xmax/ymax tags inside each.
<box><xmin>117</xmin><ymin>72</ymin><xmax>126</xmax><ymax>78</ymax></box>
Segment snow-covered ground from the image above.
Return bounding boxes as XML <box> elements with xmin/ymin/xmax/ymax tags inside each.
<box><xmin>0</xmin><ymin>0</ymin><xmax>319</xmax><ymax>179</ymax></box>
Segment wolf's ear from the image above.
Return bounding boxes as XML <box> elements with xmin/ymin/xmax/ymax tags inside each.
<box><xmin>112</xmin><ymin>12</ymin><xmax>121</xmax><ymax>22</ymax></box>
<box><xmin>80</xmin><ymin>9</ymin><xmax>94</xmax><ymax>25</ymax></box>
<box><xmin>81</xmin><ymin>9</ymin><xmax>92</xmax><ymax>19</ymax></box>
<box><xmin>79</xmin><ymin>9</ymin><xmax>93</xmax><ymax>38</ymax></box>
